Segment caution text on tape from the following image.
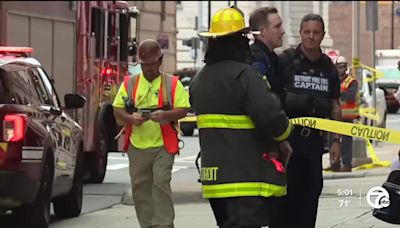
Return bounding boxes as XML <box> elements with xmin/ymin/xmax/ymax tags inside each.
<box><xmin>290</xmin><ymin>117</ymin><xmax>400</xmax><ymax>144</ymax></box>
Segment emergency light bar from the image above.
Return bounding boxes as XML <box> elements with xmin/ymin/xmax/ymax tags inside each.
<box><xmin>101</xmin><ymin>68</ymin><xmax>113</xmax><ymax>76</ymax></box>
<box><xmin>0</xmin><ymin>46</ymin><xmax>34</xmax><ymax>54</ymax></box>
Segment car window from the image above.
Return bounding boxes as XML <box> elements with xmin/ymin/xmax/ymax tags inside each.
<box><xmin>29</xmin><ymin>68</ymin><xmax>53</xmax><ymax>106</ymax></box>
<box><xmin>16</xmin><ymin>70</ymin><xmax>42</xmax><ymax>105</ymax></box>
<box><xmin>0</xmin><ymin>68</ymin><xmax>38</xmax><ymax>105</ymax></box>
<box><xmin>0</xmin><ymin>70</ymin><xmax>11</xmax><ymax>104</ymax></box>
<box><xmin>37</xmin><ymin>68</ymin><xmax>60</xmax><ymax>108</ymax></box>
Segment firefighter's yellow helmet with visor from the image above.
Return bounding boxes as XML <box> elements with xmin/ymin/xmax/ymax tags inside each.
<box><xmin>199</xmin><ymin>6</ymin><xmax>259</xmax><ymax>38</ymax></box>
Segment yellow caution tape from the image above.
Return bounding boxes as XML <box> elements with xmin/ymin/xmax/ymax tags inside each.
<box><xmin>359</xmin><ymin>107</ymin><xmax>380</xmax><ymax>122</ymax></box>
<box><xmin>352</xmin><ymin>57</ymin><xmax>361</xmax><ymax>68</ymax></box>
<box><xmin>351</xmin><ymin>57</ymin><xmax>384</xmax><ymax>81</ymax></box>
<box><xmin>352</xmin><ymin>139</ymin><xmax>391</xmax><ymax>170</ymax></box>
<box><xmin>360</xmin><ymin>107</ymin><xmax>376</xmax><ymax>113</ymax></box>
<box><xmin>361</xmin><ymin>63</ymin><xmax>384</xmax><ymax>80</ymax></box>
<box><xmin>291</xmin><ymin>117</ymin><xmax>393</xmax><ymax>172</ymax></box>
<box><xmin>290</xmin><ymin>117</ymin><xmax>400</xmax><ymax>144</ymax></box>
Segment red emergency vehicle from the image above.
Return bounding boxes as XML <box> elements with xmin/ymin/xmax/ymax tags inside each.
<box><xmin>0</xmin><ymin>1</ymin><xmax>140</xmax><ymax>183</ymax></box>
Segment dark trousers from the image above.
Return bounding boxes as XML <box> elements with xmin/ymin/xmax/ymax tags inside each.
<box><xmin>341</xmin><ymin>119</ymin><xmax>354</xmax><ymax>167</ymax></box>
<box><xmin>209</xmin><ymin>196</ymin><xmax>272</xmax><ymax>228</ymax></box>
<box><xmin>270</xmin><ymin>130</ymin><xmax>324</xmax><ymax>228</ymax></box>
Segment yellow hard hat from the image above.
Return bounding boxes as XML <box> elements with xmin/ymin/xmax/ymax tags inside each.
<box><xmin>199</xmin><ymin>6</ymin><xmax>256</xmax><ymax>38</ymax></box>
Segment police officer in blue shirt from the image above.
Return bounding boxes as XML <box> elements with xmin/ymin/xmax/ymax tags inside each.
<box><xmin>270</xmin><ymin>14</ymin><xmax>342</xmax><ymax>228</ymax></box>
<box><xmin>248</xmin><ymin>6</ymin><xmax>293</xmax><ymax>167</ymax></box>
<box><xmin>249</xmin><ymin>6</ymin><xmax>285</xmax><ymax>97</ymax></box>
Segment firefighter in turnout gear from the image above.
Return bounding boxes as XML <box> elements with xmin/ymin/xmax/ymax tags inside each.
<box><xmin>190</xmin><ymin>6</ymin><xmax>293</xmax><ymax>228</ymax></box>
<box><xmin>113</xmin><ymin>39</ymin><xmax>190</xmax><ymax>228</ymax></box>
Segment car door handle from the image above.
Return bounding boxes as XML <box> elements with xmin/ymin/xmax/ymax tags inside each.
<box><xmin>49</xmin><ymin>107</ymin><xmax>63</xmax><ymax>116</ymax></box>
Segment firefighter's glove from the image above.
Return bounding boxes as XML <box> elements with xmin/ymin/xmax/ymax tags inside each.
<box><xmin>262</xmin><ymin>153</ymin><xmax>285</xmax><ymax>173</ymax></box>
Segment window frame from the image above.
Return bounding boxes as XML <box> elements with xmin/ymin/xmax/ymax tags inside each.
<box><xmin>28</xmin><ymin>67</ymin><xmax>53</xmax><ymax>106</ymax></box>
<box><xmin>36</xmin><ymin>67</ymin><xmax>61</xmax><ymax>108</ymax></box>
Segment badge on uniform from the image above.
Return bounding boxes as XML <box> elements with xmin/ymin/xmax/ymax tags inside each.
<box><xmin>262</xmin><ymin>75</ymin><xmax>271</xmax><ymax>90</ymax></box>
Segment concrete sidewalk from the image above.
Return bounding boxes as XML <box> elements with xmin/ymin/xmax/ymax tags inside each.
<box><xmin>50</xmin><ymin>143</ymin><xmax>400</xmax><ymax>228</ymax></box>
<box><xmin>121</xmin><ymin>143</ymin><xmax>399</xmax><ymax>205</ymax></box>
<box><xmin>51</xmin><ymin>193</ymin><xmax>397</xmax><ymax>228</ymax></box>
<box><xmin>51</xmin><ymin>171</ymin><xmax>397</xmax><ymax>227</ymax></box>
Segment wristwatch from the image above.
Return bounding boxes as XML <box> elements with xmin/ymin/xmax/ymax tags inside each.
<box><xmin>332</xmin><ymin>138</ymin><xmax>342</xmax><ymax>144</ymax></box>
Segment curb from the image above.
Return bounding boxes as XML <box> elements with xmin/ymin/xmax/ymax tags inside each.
<box><xmin>322</xmin><ymin>169</ymin><xmax>389</xmax><ymax>180</ymax></box>
<box><xmin>121</xmin><ymin>189</ymin><xmax>206</xmax><ymax>205</ymax></box>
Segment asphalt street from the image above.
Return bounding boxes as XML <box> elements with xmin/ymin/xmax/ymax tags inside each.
<box><xmin>1</xmin><ymin>113</ymin><xmax>399</xmax><ymax>227</ymax></box>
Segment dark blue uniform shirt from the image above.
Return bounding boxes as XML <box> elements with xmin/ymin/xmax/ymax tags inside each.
<box><xmin>250</xmin><ymin>39</ymin><xmax>283</xmax><ymax>96</ymax></box>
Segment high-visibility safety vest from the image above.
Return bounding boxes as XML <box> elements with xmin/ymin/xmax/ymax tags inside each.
<box><xmin>190</xmin><ymin>61</ymin><xmax>292</xmax><ymax>199</ymax></box>
<box><xmin>340</xmin><ymin>75</ymin><xmax>359</xmax><ymax>120</ymax></box>
<box><xmin>122</xmin><ymin>73</ymin><xmax>180</xmax><ymax>154</ymax></box>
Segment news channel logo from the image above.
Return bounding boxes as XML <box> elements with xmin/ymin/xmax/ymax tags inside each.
<box><xmin>366</xmin><ymin>186</ymin><xmax>390</xmax><ymax>209</ymax></box>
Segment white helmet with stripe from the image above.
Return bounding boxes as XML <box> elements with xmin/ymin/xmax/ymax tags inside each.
<box><xmin>334</xmin><ymin>56</ymin><xmax>347</xmax><ymax>65</ymax></box>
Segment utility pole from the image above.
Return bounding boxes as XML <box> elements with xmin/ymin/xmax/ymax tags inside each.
<box><xmin>391</xmin><ymin>0</ymin><xmax>395</xmax><ymax>49</ymax></box>
<box><xmin>367</xmin><ymin>1</ymin><xmax>378</xmax><ymax>108</ymax></box>
<box><xmin>352</xmin><ymin>1</ymin><xmax>372</xmax><ymax>167</ymax></box>
<box><xmin>208</xmin><ymin>0</ymin><xmax>211</xmax><ymax>30</ymax></box>
<box><xmin>196</xmin><ymin>0</ymin><xmax>203</xmax><ymax>69</ymax></box>
<box><xmin>352</xmin><ymin>1</ymin><xmax>360</xmax><ymax>60</ymax></box>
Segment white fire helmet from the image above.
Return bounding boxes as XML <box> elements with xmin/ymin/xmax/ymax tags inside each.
<box><xmin>334</xmin><ymin>56</ymin><xmax>347</xmax><ymax>65</ymax></box>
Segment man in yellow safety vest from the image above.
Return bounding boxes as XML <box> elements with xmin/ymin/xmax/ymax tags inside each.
<box><xmin>113</xmin><ymin>39</ymin><xmax>190</xmax><ymax>228</ymax></box>
<box><xmin>335</xmin><ymin>55</ymin><xmax>359</xmax><ymax>172</ymax></box>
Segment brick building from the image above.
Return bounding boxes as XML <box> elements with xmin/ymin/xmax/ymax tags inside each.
<box><xmin>177</xmin><ymin>1</ymin><xmax>333</xmax><ymax>70</ymax></box>
<box><xmin>329</xmin><ymin>1</ymin><xmax>400</xmax><ymax>66</ymax></box>
<box><xmin>128</xmin><ymin>1</ymin><xmax>177</xmax><ymax>73</ymax></box>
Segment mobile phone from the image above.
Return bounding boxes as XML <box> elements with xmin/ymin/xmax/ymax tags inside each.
<box><xmin>141</xmin><ymin>110</ymin><xmax>151</xmax><ymax>118</ymax></box>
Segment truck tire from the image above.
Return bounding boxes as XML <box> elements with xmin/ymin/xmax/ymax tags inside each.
<box><xmin>88</xmin><ymin>130</ymin><xmax>108</xmax><ymax>183</ymax></box>
<box><xmin>181</xmin><ymin>123</ymin><xmax>194</xmax><ymax>136</ymax></box>
<box><xmin>53</xmin><ymin>148</ymin><xmax>83</xmax><ymax>218</ymax></box>
<box><xmin>14</xmin><ymin>160</ymin><xmax>52</xmax><ymax>228</ymax></box>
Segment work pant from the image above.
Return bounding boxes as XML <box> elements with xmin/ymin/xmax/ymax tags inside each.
<box><xmin>341</xmin><ymin>119</ymin><xmax>354</xmax><ymax>167</ymax></box>
<box><xmin>341</xmin><ymin>135</ymin><xmax>353</xmax><ymax>167</ymax></box>
<box><xmin>209</xmin><ymin>196</ymin><xmax>272</xmax><ymax>228</ymax></box>
<box><xmin>270</xmin><ymin>128</ymin><xmax>323</xmax><ymax>228</ymax></box>
<box><xmin>127</xmin><ymin>145</ymin><xmax>175</xmax><ymax>228</ymax></box>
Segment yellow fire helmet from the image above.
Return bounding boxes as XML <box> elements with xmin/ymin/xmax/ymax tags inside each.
<box><xmin>199</xmin><ymin>6</ymin><xmax>259</xmax><ymax>38</ymax></box>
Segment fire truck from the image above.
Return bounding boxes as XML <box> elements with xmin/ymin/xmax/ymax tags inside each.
<box><xmin>0</xmin><ymin>1</ymin><xmax>140</xmax><ymax>183</ymax></box>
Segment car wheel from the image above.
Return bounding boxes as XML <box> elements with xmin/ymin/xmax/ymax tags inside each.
<box><xmin>88</xmin><ymin>131</ymin><xmax>108</xmax><ymax>183</ymax></box>
<box><xmin>53</xmin><ymin>148</ymin><xmax>83</xmax><ymax>218</ymax></box>
<box><xmin>14</xmin><ymin>160</ymin><xmax>52</xmax><ymax>228</ymax></box>
<box><xmin>181</xmin><ymin>123</ymin><xmax>194</xmax><ymax>136</ymax></box>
